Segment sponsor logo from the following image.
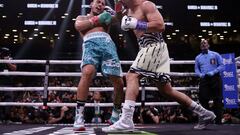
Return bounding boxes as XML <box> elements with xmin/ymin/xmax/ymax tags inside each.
<box><xmin>223</xmin><ymin>71</ymin><xmax>234</xmax><ymax>78</ymax></box>
<box><xmin>225</xmin><ymin>98</ymin><xmax>237</xmax><ymax>105</ymax></box>
<box><xmin>210</xmin><ymin>58</ymin><xmax>216</xmax><ymax>65</ymax></box>
<box><xmin>103</xmin><ymin>59</ymin><xmax>120</xmax><ymax>67</ymax></box>
<box><xmin>223</xmin><ymin>58</ymin><xmax>233</xmax><ymax>65</ymax></box>
<box><xmin>224</xmin><ymin>84</ymin><xmax>235</xmax><ymax>91</ymax></box>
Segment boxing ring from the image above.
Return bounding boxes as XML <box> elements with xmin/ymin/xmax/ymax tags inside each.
<box><xmin>0</xmin><ymin>59</ymin><xmax>240</xmax><ymax>135</ymax></box>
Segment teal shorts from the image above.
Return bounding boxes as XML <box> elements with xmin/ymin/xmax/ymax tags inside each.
<box><xmin>82</xmin><ymin>32</ymin><xmax>122</xmax><ymax>77</ymax></box>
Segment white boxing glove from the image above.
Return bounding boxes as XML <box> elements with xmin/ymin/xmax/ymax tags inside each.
<box><xmin>121</xmin><ymin>15</ymin><xmax>137</xmax><ymax>31</ymax></box>
<box><xmin>104</xmin><ymin>6</ymin><xmax>116</xmax><ymax>16</ymax></box>
<box><xmin>121</xmin><ymin>15</ymin><xmax>148</xmax><ymax>31</ymax></box>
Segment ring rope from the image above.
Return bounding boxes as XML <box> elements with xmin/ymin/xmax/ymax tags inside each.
<box><xmin>0</xmin><ymin>59</ymin><xmax>239</xmax><ymax>108</ymax></box>
<box><xmin>0</xmin><ymin>71</ymin><xmax>196</xmax><ymax>77</ymax></box>
<box><xmin>0</xmin><ymin>60</ymin><xmax>195</xmax><ymax>65</ymax></box>
<box><xmin>1</xmin><ymin>71</ymin><xmax>239</xmax><ymax>77</ymax></box>
<box><xmin>0</xmin><ymin>86</ymin><xmax>199</xmax><ymax>92</ymax></box>
<box><xmin>1</xmin><ymin>100</ymin><xmax>240</xmax><ymax>107</ymax></box>
<box><xmin>0</xmin><ymin>59</ymin><xmax>239</xmax><ymax>65</ymax></box>
<box><xmin>0</xmin><ymin>102</ymin><xmax>180</xmax><ymax>107</ymax></box>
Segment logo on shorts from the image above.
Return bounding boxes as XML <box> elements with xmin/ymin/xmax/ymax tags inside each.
<box><xmin>103</xmin><ymin>59</ymin><xmax>120</xmax><ymax>68</ymax></box>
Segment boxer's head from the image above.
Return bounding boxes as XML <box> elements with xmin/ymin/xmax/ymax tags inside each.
<box><xmin>90</xmin><ymin>0</ymin><xmax>106</xmax><ymax>15</ymax></box>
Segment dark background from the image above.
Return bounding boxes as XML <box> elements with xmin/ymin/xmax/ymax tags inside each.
<box><xmin>0</xmin><ymin>0</ymin><xmax>239</xmax><ymax>60</ymax></box>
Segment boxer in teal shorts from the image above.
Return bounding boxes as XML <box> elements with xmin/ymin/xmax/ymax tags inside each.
<box><xmin>81</xmin><ymin>32</ymin><xmax>122</xmax><ymax>77</ymax></box>
<box><xmin>73</xmin><ymin>0</ymin><xmax>124</xmax><ymax>131</ymax></box>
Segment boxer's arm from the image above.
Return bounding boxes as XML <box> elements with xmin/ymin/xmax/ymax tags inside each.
<box><xmin>104</xmin><ymin>5</ymin><xmax>126</xmax><ymax>24</ymax></box>
<box><xmin>74</xmin><ymin>15</ymin><xmax>93</xmax><ymax>32</ymax></box>
<box><xmin>75</xmin><ymin>12</ymin><xmax>112</xmax><ymax>32</ymax></box>
<box><xmin>142</xmin><ymin>1</ymin><xmax>165</xmax><ymax>32</ymax></box>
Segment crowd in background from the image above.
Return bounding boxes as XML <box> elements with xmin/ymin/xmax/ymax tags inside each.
<box><xmin>1</xmin><ymin>71</ymin><xmax>240</xmax><ymax>124</ymax></box>
<box><xmin>1</xmin><ymin>54</ymin><xmax>240</xmax><ymax>124</ymax></box>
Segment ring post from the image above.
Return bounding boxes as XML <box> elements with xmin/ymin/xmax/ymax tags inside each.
<box><xmin>43</xmin><ymin>60</ymin><xmax>50</xmax><ymax>109</ymax></box>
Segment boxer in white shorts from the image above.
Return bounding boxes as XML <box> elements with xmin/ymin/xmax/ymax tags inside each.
<box><xmin>103</xmin><ymin>0</ymin><xmax>216</xmax><ymax>132</ymax></box>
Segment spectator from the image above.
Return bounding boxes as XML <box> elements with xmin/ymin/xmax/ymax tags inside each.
<box><xmin>0</xmin><ymin>47</ymin><xmax>17</xmax><ymax>123</ymax></box>
<box><xmin>222</xmin><ymin>113</ymin><xmax>240</xmax><ymax>124</ymax></box>
<box><xmin>47</xmin><ymin>106</ymin><xmax>69</xmax><ymax>124</ymax></box>
<box><xmin>85</xmin><ymin>91</ymin><xmax>106</xmax><ymax>123</ymax></box>
<box><xmin>140</xmin><ymin>106</ymin><xmax>160</xmax><ymax>124</ymax></box>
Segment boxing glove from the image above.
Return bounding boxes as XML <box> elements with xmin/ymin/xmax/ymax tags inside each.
<box><xmin>121</xmin><ymin>15</ymin><xmax>147</xmax><ymax>31</ymax></box>
<box><xmin>89</xmin><ymin>11</ymin><xmax>112</xmax><ymax>26</ymax></box>
<box><xmin>104</xmin><ymin>6</ymin><xmax>116</xmax><ymax>16</ymax></box>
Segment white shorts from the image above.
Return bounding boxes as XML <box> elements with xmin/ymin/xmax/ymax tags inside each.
<box><xmin>131</xmin><ymin>42</ymin><xmax>170</xmax><ymax>74</ymax></box>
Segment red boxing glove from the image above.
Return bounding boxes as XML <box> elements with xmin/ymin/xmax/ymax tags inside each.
<box><xmin>89</xmin><ymin>12</ymin><xmax>112</xmax><ymax>26</ymax></box>
<box><xmin>89</xmin><ymin>16</ymin><xmax>99</xmax><ymax>26</ymax></box>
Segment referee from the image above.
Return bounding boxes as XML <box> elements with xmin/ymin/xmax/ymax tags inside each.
<box><xmin>195</xmin><ymin>39</ymin><xmax>225</xmax><ymax>124</ymax></box>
